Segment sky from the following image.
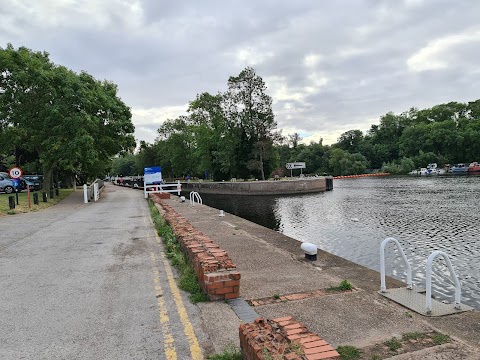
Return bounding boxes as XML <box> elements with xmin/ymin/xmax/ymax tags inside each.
<box><xmin>2</xmin><ymin>0</ymin><xmax>480</xmax><ymax>145</ymax></box>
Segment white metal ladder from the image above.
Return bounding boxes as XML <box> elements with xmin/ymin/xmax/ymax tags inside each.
<box><xmin>189</xmin><ymin>191</ymin><xmax>202</xmax><ymax>205</ymax></box>
<box><xmin>380</xmin><ymin>237</ymin><xmax>463</xmax><ymax>314</ymax></box>
<box><xmin>380</xmin><ymin>237</ymin><xmax>413</xmax><ymax>292</ymax></box>
<box><xmin>426</xmin><ymin>251</ymin><xmax>461</xmax><ymax>313</ymax></box>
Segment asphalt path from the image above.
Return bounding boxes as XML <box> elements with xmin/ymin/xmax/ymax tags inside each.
<box><xmin>0</xmin><ymin>184</ymin><xmax>206</xmax><ymax>359</ymax></box>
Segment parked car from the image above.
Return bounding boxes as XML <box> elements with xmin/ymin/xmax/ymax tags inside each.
<box><xmin>0</xmin><ymin>172</ymin><xmax>36</xmax><ymax>191</ymax></box>
<box><xmin>0</xmin><ymin>175</ymin><xmax>14</xmax><ymax>194</ymax></box>
<box><xmin>22</xmin><ymin>175</ymin><xmax>43</xmax><ymax>190</ymax></box>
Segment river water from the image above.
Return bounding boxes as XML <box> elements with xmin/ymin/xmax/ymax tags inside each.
<box><xmin>195</xmin><ymin>176</ymin><xmax>480</xmax><ymax>309</ymax></box>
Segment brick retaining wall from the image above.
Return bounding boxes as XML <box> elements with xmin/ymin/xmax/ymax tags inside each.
<box><xmin>239</xmin><ymin>317</ymin><xmax>340</xmax><ymax>360</ymax></box>
<box><xmin>150</xmin><ymin>194</ymin><xmax>240</xmax><ymax>301</ymax></box>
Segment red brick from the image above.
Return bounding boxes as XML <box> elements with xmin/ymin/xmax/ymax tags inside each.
<box><xmin>304</xmin><ymin>345</ymin><xmax>334</xmax><ymax>355</ymax></box>
<box><xmin>285</xmin><ymin>353</ymin><xmax>301</xmax><ymax>360</ymax></box>
<box><xmin>214</xmin><ymin>287</ymin><xmax>233</xmax><ymax>295</ymax></box>
<box><xmin>230</xmin><ymin>272</ymin><xmax>241</xmax><ymax>280</ymax></box>
<box><xmin>207</xmin><ymin>282</ymin><xmax>223</xmax><ymax>290</ymax></box>
<box><xmin>224</xmin><ymin>280</ymin><xmax>240</xmax><ymax>287</ymax></box>
<box><xmin>298</xmin><ymin>336</ymin><xmax>322</xmax><ymax>344</ymax></box>
<box><xmin>286</xmin><ymin>328</ymin><xmax>305</xmax><ymax>336</ymax></box>
<box><xmin>224</xmin><ymin>292</ymin><xmax>239</xmax><ymax>299</ymax></box>
<box><xmin>305</xmin><ymin>351</ymin><xmax>341</xmax><ymax>360</ymax></box>
<box><xmin>284</xmin><ymin>323</ymin><xmax>304</xmax><ymax>330</ymax></box>
<box><xmin>272</xmin><ymin>316</ymin><xmax>293</xmax><ymax>323</ymax></box>
<box><xmin>303</xmin><ymin>340</ymin><xmax>328</xmax><ymax>348</ymax></box>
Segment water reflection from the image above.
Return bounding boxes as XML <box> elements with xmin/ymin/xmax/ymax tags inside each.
<box><xmin>190</xmin><ymin>176</ymin><xmax>480</xmax><ymax>309</ymax></box>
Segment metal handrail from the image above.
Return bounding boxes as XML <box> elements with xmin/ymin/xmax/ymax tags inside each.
<box><xmin>189</xmin><ymin>191</ymin><xmax>202</xmax><ymax>205</ymax></box>
<box><xmin>380</xmin><ymin>237</ymin><xmax>413</xmax><ymax>292</ymax></box>
<box><xmin>426</xmin><ymin>251</ymin><xmax>461</xmax><ymax>313</ymax></box>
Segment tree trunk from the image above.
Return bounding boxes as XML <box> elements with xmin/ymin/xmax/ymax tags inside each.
<box><xmin>42</xmin><ymin>165</ymin><xmax>53</xmax><ymax>192</ymax></box>
<box><xmin>259</xmin><ymin>148</ymin><xmax>265</xmax><ymax>180</ymax></box>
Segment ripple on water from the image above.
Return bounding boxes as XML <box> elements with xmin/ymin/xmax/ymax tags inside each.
<box><xmin>273</xmin><ymin>176</ymin><xmax>480</xmax><ymax>309</ymax></box>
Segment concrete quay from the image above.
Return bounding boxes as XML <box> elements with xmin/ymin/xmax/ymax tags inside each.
<box><xmin>181</xmin><ymin>177</ymin><xmax>330</xmax><ymax>195</ymax></box>
<box><xmin>161</xmin><ymin>197</ymin><xmax>480</xmax><ymax>359</ymax></box>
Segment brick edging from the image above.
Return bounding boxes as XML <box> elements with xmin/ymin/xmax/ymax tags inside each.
<box><xmin>150</xmin><ymin>194</ymin><xmax>240</xmax><ymax>300</ymax></box>
<box><xmin>239</xmin><ymin>317</ymin><xmax>340</xmax><ymax>360</ymax></box>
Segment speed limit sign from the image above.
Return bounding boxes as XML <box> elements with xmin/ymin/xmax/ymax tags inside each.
<box><xmin>8</xmin><ymin>167</ymin><xmax>23</xmax><ymax>179</ymax></box>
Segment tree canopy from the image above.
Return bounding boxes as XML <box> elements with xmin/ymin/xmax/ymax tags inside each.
<box><xmin>0</xmin><ymin>44</ymin><xmax>135</xmax><ymax>189</ymax></box>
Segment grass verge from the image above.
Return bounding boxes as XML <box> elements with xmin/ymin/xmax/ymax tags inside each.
<box><xmin>148</xmin><ymin>199</ymin><xmax>209</xmax><ymax>303</ymax></box>
<box><xmin>0</xmin><ymin>189</ymin><xmax>74</xmax><ymax>215</ymax></box>
<box><xmin>207</xmin><ymin>344</ymin><xmax>242</xmax><ymax>360</ymax></box>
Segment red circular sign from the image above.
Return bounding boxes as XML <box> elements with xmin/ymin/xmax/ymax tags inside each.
<box><xmin>8</xmin><ymin>167</ymin><xmax>23</xmax><ymax>179</ymax></box>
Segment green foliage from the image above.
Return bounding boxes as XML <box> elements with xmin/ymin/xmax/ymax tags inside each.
<box><xmin>328</xmin><ymin>148</ymin><xmax>368</xmax><ymax>176</ymax></box>
<box><xmin>384</xmin><ymin>337</ymin><xmax>402</xmax><ymax>352</ymax></box>
<box><xmin>327</xmin><ymin>280</ymin><xmax>353</xmax><ymax>292</ymax></box>
<box><xmin>381</xmin><ymin>157</ymin><xmax>415</xmax><ymax>174</ymax></box>
<box><xmin>369</xmin><ymin>355</ymin><xmax>382</xmax><ymax>360</ymax></box>
<box><xmin>207</xmin><ymin>344</ymin><xmax>243</xmax><ymax>360</ymax></box>
<box><xmin>336</xmin><ymin>345</ymin><xmax>361</xmax><ymax>360</ymax></box>
<box><xmin>0</xmin><ymin>44</ymin><xmax>135</xmax><ymax>189</ymax></box>
<box><xmin>432</xmin><ymin>333</ymin><xmax>450</xmax><ymax>345</ymax></box>
<box><xmin>148</xmin><ymin>200</ymin><xmax>208</xmax><ymax>303</ymax></box>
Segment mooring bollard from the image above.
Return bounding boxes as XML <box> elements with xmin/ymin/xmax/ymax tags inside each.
<box><xmin>8</xmin><ymin>196</ymin><xmax>15</xmax><ymax>209</ymax></box>
<box><xmin>301</xmin><ymin>242</ymin><xmax>318</xmax><ymax>261</ymax></box>
<box><xmin>42</xmin><ymin>192</ymin><xmax>48</xmax><ymax>202</ymax></box>
<box><xmin>33</xmin><ymin>193</ymin><xmax>39</xmax><ymax>205</ymax></box>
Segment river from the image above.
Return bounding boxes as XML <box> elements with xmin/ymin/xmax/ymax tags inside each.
<box><xmin>194</xmin><ymin>176</ymin><xmax>480</xmax><ymax>310</ymax></box>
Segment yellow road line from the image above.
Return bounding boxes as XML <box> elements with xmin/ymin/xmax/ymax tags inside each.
<box><xmin>145</xmin><ymin>217</ymin><xmax>177</xmax><ymax>360</ymax></box>
<box><xmin>149</xmin><ymin>210</ymin><xmax>203</xmax><ymax>360</ymax></box>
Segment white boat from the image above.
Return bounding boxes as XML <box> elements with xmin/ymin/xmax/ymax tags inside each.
<box><xmin>409</xmin><ymin>168</ymin><xmax>428</xmax><ymax>176</ymax></box>
<box><xmin>426</xmin><ymin>163</ymin><xmax>446</xmax><ymax>175</ymax></box>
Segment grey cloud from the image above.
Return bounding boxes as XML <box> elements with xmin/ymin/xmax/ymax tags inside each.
<box><xmin>2</xmin><ymin>0</ymin><xmax>480</xmax><ymax>144</ymax></box>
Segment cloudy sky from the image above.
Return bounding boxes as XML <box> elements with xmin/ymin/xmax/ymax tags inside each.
<box><xmin>2</xmin><ymin>0</ymin><xmax>480</xmax><ymax>145</ymax></box>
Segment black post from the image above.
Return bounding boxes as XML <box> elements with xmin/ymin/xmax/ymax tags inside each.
<box><xmin>8</xmin><ymin>196</ymin><xmax>15</xmax><ymax>209</ymax></box>
<box><xmin>49</xmin><ymin>190</ymin><xmax>54</xmax><ymax>199</ymax></box>
<box><xmin>33</xmin><ymin>193</ymin><xmax>39</xmax><ymax>204</ymax></box>
<box><xmin>55</xmin><ymin>188</ymin><xmax>59</xmax><ymax>196</ymax></box>
<box><xmin>42</xmin><ymin>192</ymin><xmax>48</xmax><ymax>202</ymax></box>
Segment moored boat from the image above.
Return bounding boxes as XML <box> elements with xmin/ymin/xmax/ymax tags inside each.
<box><xmin>409</xmin><ymin>168</ymin><xmax>428</xmax><ymax>176</ymax></box>
<box><xmin>468</xmin><ymin>162</ymin><xmax>480</xmax><ymax>174</ymax></box>
<box><xmin>450</xmin><ymin>163</ymin><xmax>468</xmax><ymax>174</ymax></box>
<box><xmin>426</xmin><ymin>163</ymin><xmax>446</xmax><ymax>175</ymax></box>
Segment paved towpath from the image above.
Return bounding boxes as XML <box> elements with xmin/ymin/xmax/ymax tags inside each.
<box><xmin>0</xmin><ymin>184</ymin><xmax>206</xmax><ymax>359</ymax></box>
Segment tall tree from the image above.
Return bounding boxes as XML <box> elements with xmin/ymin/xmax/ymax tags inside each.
<box><xmin>0</xmin><ymin>44</ymin><xmax>135</xmax><ymax>189</ymax></box>
<box><xmin>224</xmin><ymin>67</ymin><xmax>279</xmax><ymax>180</ymax></box>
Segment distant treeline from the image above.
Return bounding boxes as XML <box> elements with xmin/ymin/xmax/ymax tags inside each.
<box><xmin>112</xmin><ymin>68</ymin><xmax>480</xmax><ymax>178</ymax></box>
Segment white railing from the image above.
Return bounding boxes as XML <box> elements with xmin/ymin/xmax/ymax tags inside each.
<box><xmin>83</xmin><ymin>179</ymin><xmax>104</xmax><ymax>203</ymax></box>
<box><xmin>380</xmin><ymin>237</ymin><xmax>413</xmax><ymax>292</ymax></box>
<box><xmin>189</xmin><ymin>191</ymin><xmax>202</xmax><ymax>205</ymax></box>
<box><xmin>144</xmin><ymin>180</ymin><xmax>181</xmax><ymax>199</ymax></box>
<box><xmin>426</xmin><ymin>251</ymin><xmax>462</xmax><ymax>313</ymax></box>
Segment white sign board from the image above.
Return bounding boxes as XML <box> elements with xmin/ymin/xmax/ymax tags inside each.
<box><xmin>286</xmin><ymin>162</ymin><xmax>306</xmax><ymax>170</ymax></box>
